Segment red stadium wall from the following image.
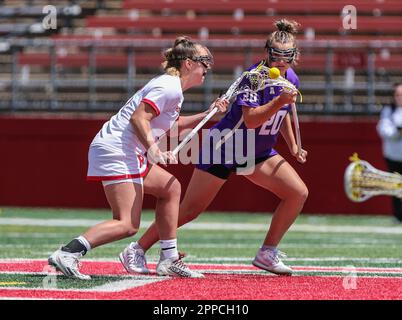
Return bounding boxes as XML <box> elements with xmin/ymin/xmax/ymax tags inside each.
<box><xmin>0</xmin><ymin>115</ymin><xmax>392</xmax><ymax>215</ymax></box>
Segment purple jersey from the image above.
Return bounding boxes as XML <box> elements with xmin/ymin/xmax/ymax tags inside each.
<box><xmin>198</xmin><ymin>61</ymin><xmax>299</xmax><ymax>169</ymax></box>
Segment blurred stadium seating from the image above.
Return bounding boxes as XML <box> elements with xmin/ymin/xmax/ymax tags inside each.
<box><xmin>1</xmin><ymin>0</ymin><xmax>402</xmax><ymax>113</ymax></box>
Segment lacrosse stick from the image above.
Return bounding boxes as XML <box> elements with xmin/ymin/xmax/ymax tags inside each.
<box><xmin>172</xmin><ymin>64</ymin><xmax>301</xmax><ymax>156</ymax></box>
<box><xmin>344</xmin><ymin>153</ymin><xmax>402</xmax><ymax>202</ymax></box>
<box><xmin>291</xmin><ymin>103</ymin><xmax>302</xmax><ymax>157</ymax></box>
<box><xmin>171</xmin><ymin>104</ymin><xmax>219</xmax><ymax>157</ymax></box>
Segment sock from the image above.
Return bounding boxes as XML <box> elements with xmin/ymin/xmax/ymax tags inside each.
<box><xmin>129</xmin><ymin>242</ymin><xmax>144</xmax><ymax>251</ymax></box>
<box><xmin>62</xmin><ymin>236</ymin><xmax>91</xmax><ymax>255</ymax></box>
<box><xmin>261</xmin><ymin>245</ymin><xmax>277</xmax><ymax>252</ymax></box>
<box><xmin>130</xmin><ymin>241</ymin><xmax>141</xmax><ymax>249</ymax></box>
<box><xmin>77</xmin><ymin>236</ymin><xmax>91</xmax><ymax>252</ymax></box>
<box><xmin>159</xmin><ymin>239</ymin><xmax>179</xmax><ymax>260</ymax></box>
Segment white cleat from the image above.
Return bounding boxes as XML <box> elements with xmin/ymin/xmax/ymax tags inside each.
<box><xmin>48</xmin><ymin>249</ymin><xmax>91</xmax><ymax>280</ymax></box>
<box><xmin>156</xmin><ymin>256</ymin><xmax>204</xmax><ymax>278</ymax></box>
<box><xmin>119</xmin><ymin>243</ymin><xmax>149</xmax><ymax>274</ymax></box>
<box><xmin>252</xmin><ymin>248</ymin><xmax>293</xmax><ymax>275</ymax></box>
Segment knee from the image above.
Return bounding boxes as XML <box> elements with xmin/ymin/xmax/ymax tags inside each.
<box><xmin>296</xmin><ymin>185</ymin><xmax>309</xmax><ymax>204</ymax></box>
<box><xmin>284</xmin><ymin>184</ymin><xmax>308</xmax><ymax>205</ymax></box>
<box><xmin>170</xmin><ymin>178</ymin><xmax>182</xmax><ymax>199</ymax></box>
<box><xmin>159</xmin><ymin>178</ymin><xmax>182</xmax><ymax>200</ymax></box>
<box><xmin>126</xmin><ymin>227</ymin><xmax>139</xmax><ymax>237</ymax></box>
<box><xmin>120</xmin><ymin>223</ymin><xmax>139</xmax><ymax>238</ymax></box>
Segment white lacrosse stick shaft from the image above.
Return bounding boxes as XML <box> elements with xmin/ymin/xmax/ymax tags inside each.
<box><xmin>172</xmin><ymin>106</ymin><xmax>218</xmax><ymax>157</ymax></box>
<box><xmin>291</xmin><ymin>103</ymin><xmax>302</xmax><ymax>157</ymax></box>
<box><xmin>171</xmin><ymin>67</ymin><xmax>257</xmax><ymax>156</ymax></box>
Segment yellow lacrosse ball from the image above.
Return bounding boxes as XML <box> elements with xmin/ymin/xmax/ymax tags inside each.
<box><xmin>269</xmin><ymin>67</ymin><xmax>280</xmax><ymax>79</ymax></box>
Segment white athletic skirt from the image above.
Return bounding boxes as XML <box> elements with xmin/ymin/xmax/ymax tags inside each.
<box><xmin>87</xmin><ymin>143</ymin><xmax>149</xmax><ymax>186</ymax></box>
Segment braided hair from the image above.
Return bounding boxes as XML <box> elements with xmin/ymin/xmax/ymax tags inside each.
<box><xmin>265</xmin><ymin>19</ymin><xmax>300</xmax><ymax>48</ymax></box>
<box><xmin>265</xmin><ymin>19</ymin><xmax>300</xmax><ymax>64</ymax></box>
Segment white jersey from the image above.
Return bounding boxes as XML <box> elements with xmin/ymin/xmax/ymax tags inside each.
<box><xmin>93</xmin><ymin>74</ymin><xmax>183</xmax><ymax>154</ymax></box>
<box><xmin>87</xmin><ymin>74</ymin><xmax>183</xmax><ymax>182</ymax></box>
<box><xmin>377</xmin><ymin>105</ymin><xmax>402</xmax><ymax>162</ymax></box>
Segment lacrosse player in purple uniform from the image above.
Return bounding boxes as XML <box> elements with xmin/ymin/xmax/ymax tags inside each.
<box><xmin>125</xmin><ymin>19</ymin><xmax>309</xmax><ymax>275</ymax></box>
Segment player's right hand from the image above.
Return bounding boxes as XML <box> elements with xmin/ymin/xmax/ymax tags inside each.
<box><xmin>278</xmin><ymin>90</ymin><xmax>297</xmax><ymax>105</ymax></box>
<box><xmin>292</xmin><ymin>147</ymin><xmax>308</xmax><ymax>164</ymax></box>
<box><xmin>147</xmin><ymin>144</ymin><xmax>177</xmax><ymax>165</ymax></box>
<box><xmin>208</xmin><ymin>97</ymin><xmax>229</xmax><ymax>114</ymax></box>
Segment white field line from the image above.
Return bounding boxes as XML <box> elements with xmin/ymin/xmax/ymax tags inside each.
<box><xmin>200</xmin><ymin>270</ymin><xmax>402</xmax><ymax>276</ymax></box>
<box><xmin>89</xmin><ymin>276</ymin><xmax>167</xmax><ymax>292</ymax></box>
<box><xmin>1</xmin><ymin>257</ymin><xmax>401</xmax><ymax>264</ymax></box>
<box><xmin>4</xmin><ymin>276</ymin><xmax>169</xmax><ymax>293</ymax></box>
<box><xmin>0</xmin><ymin>218</ymin><xmax>103</xmax><ymax>227</ymax></box>
<box><xmin>1</xmin><ymin>218</ymin><xmax>402</xmax><ymax>234</ymax></box>
<box><xmin>0</xmin><ymin>272</ymin><xmax>168</xmax><ymax>293</ymax></box>
<box><xmin>2</xmin><ymin>233</ymin><xmax>73</xmax><ymax>238</ymax></box>
<box><xmin>167</xmin><ymin>257</ymin><xmax>402</xmax><ymax>264</ymax></box>
<box><xmin>3</xmin><ymin>234</ymin><xmax>402</xmax><ymax>247</ymax></box>
<box><xmin>1</xmin><ymin>259</ymin><xmax>402</xmax><ymax>273</ymax></box>
<box><xmin>4</xmin><ymin>254</ymin><xmax>402</xmax><ymax>266</ymax></box>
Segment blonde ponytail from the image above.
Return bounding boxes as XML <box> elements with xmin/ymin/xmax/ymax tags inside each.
<box><xmin>161</xmin><ymin>36</ymin><xmax>198</xmax><ymax>76</ymax></box>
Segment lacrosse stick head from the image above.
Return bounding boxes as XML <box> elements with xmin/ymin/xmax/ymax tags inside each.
<box><xmin>248</xmin><ymin>65</ymin><xmax>303</xmax><ymax>102</ymax></box>
<box><xmin>245</xmin><ymin>66</ymin><xmax>270</xmax><ymax>91</ymax></box>
<box><xmin>227</xmin><ymin>64</ymin><xmax>302</xmax><ymax>102</ymax></box>
<box><xmin>344</xmin><ymin>153</ymin><xmax>402</xmax><ymax>202</ymax></box>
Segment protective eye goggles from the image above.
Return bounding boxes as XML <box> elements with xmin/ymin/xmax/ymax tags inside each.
<box><xmin>268</xmin><ymin>47</ymin><xmax>297</xmax><ymax>63</ymax></box>
<box><xmin>190</xmin><ymin>55</ymin><xmax>214</xmax><ymax>69</ymax></box>
<box><xmin>171</xmin><ymin>54</ymin><xmax>214</xmax><ymax>69</ymax></box>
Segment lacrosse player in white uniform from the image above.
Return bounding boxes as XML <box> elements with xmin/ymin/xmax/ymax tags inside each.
<box><xmin>48</xmin><ymin>36</ymin><xmax>228</xmax><ymax>279</ymax></box>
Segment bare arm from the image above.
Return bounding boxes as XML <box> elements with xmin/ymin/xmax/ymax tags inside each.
<box><xmin>280</xmin><ymin>114</ymin><xmax>298</xmax><ymax>155</ymax></box>
<box><xmin>242</xmin><ymin>92</ymin><xmax>296</xmax><ymax>129</ymax></box>
<box><xmin>130</xmin><ymin>102</ymin><xmax>157</xmax><ymax>151</ymax></box>
<box><xmin>280</xmin><ymin>112</ymin><xmax>308</xmax><ymax>163</ymax></box>
<box><xmin>130</xmin><ymin>102</ymin><xmax>175</xmax><ymax>164</ymax></box>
